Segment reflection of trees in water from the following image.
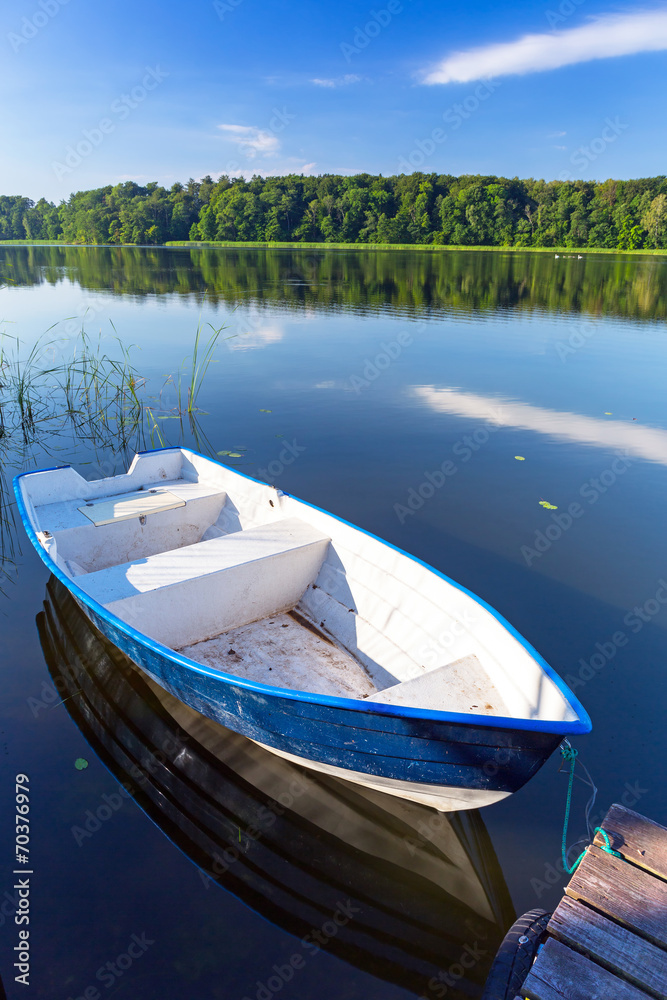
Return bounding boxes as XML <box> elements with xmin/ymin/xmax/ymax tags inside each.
<box><xmin>2</xmin><ymin>245</ymin><xmax>667</xmax><ymax>319</ymax></box>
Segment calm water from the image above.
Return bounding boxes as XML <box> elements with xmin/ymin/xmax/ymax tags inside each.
<box><xmin>1</xmin><ymin>246</ymin><xmax>666</xmax><ymax>999</ymax></box>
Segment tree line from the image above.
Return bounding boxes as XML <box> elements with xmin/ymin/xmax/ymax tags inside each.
<box><xmin>1</xmin><ymin>173</ymin><xmax>667</xmax><ymax>249</ymax></box>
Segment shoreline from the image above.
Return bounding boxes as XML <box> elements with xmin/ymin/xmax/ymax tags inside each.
<box><xmin>0</xmin><ymin>239</ymin><xmax>666</xmax><ymax>257</ymax></box>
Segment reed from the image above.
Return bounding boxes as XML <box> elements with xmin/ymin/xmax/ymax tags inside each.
<box><xmin>174</xmin><ymin>319</ymin><xmax>226</xmax><ymax>415</ymax></box>
<box><xmin>0</xmin><ymin>320</ymin><xmax>223</xmax><ymax>589</ymax></box>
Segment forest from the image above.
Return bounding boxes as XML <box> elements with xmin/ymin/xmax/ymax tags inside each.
<box><xmin>1</xmin><ymin>172</ymin><xmax>667</xmax><ymax>249</ymax></box>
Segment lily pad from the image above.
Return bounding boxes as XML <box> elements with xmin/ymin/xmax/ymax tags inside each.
<box><xmin>74</xmin><ymin>758</ymin><xmax>89</xmax><ymax>770</ymax></box>
<box><xmin>260</xmin><ymin>408</ymin><xmax>272</xmax><ymax>413</ymax></box>
<box><xmin>539</xmin><ymin>500</ymin><xmax>558</xmax><ymax>510</ymax></box>
<box><xmin>514</xmin><ymin>456</ymin><xmax>525</xmax><ymax>461</ymax></box>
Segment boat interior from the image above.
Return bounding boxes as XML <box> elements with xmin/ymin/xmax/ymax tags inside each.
<box><xmin>21</xmin><ymin>448</ymin><xmax>579</xmax><ymax>723</ymax></box>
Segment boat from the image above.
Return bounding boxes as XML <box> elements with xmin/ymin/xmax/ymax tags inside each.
<box><xmin>15</xmin><ymin>446</ymin><xmax>591</xmax><ymax>811</ymax></box>
<box><xmin>38</xmin><ymin>576</ymin><xmax>516</xmax><ymax>995</ymax></box>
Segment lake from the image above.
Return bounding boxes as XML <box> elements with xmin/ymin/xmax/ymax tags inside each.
<box><xmin>1</xmin><ymin>245</ymin><xmax>666</xmax><ymax>999</ymax></box>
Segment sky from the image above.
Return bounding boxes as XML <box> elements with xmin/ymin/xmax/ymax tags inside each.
<box><xmin>1</xmin><ymin>0</ymin><xmax>666</xmax><ymax>202</ymax></box>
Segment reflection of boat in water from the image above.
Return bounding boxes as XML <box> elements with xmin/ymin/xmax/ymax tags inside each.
<box><xmin>38</xmin><ymin>577</ymin><xmax>516</xmax><ymax>997</ymax></box>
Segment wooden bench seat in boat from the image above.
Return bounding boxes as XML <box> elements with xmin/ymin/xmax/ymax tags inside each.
<box><xmin>76</xmin><ymin>517</ymin><xmax>331</xmax><ymax>649</ymax></box>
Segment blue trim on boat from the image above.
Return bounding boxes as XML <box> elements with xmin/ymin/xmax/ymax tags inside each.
<box><xmin>13</xmin><ymin>455</ymin><xmax>591</xmax><ymax>737</ymax></box>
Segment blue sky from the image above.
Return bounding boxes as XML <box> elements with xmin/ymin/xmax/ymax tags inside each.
<box><xmin>1</xmin><ymin>0</ymin><xmax>666</xmax><ymax>201</ymax></box>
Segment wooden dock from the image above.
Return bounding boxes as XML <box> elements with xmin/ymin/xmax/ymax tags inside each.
<box><xmin>516</xmin><ymin>803</ymin><xmax>667</xmax><ymax>1000</ymax></box>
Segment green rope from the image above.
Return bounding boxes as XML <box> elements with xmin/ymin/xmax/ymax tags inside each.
<box><xmin>560</xmin><ymin>742</ymin><xmax>622</xmax><ymax>874</ymax></box>
<box><xmin>560</xmin><ymin>742</ymin><xmax>579</xmax><ymax>873</ymax></box>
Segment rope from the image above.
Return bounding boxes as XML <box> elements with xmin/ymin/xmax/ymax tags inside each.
<box><xmin>559</xmin><ymin>740</ymin><xmax>622</xmax><ymax>874</ymax></box>
<box><xmin>560</xmin><ymin>741</ymin><xmax>579</xmax><ymax>873</ymax></box>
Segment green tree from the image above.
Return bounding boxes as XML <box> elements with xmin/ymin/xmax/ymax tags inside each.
<box><xmin>641</xmin><ymin>194</ymin><xmax>667</xmax><ymax>248</ymax></box>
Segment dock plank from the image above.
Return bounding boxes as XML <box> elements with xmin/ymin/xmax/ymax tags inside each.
<box><xmin>595</xmin><ymin>803</ymin><xmax>667</xmax><ymax>880</ymax></box>
<box><xmin>520</xmin><ymin>938</ymin><xmax>653</xmax><ymax>1000</ymax></box>
<box><xmin>547</xmin><ymin>895</ymin><xmax>667</xmax><ymax>999</ymax></box>
<box><xmin>566</xmin><ymin>845</ymin><xmax>667</xmax><ymax>949</ymax></box>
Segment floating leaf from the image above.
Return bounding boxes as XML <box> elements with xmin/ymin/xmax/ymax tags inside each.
<box><xmin>228</xmin><ymin>453</ymin><xmax>243</xmax><ymax>458</ymax></box>
<box><xmin>514</xmin><ymin>456</ymin><xmax>525</xmax><ymax>461</ymax></box>
<box><xmin>260</xmin><ymin>408</ymin><xmax>272</xmax><ymax>413</ymax></box>
<box><xmin>604</xmin><ymin>412</ymin><xmax>612</xmax><ymax>415</ymax></box>
<box><xmin>74</xmin><ymin>758</ymin><xmax>89</xmax><ymax>770</ymax></box>
<box><xmin>217</xmin><ymin>450</ymin><xmax>232</xmax><ymax>455</ymax></box>
<box><xmin>539</xmin><ymin>500</ymin><xmax>558</xmax><ymax>510</ymax></box>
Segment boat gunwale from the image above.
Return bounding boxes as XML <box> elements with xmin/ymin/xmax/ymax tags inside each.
<box><xmin>13</xmin><ymin>449</ymin><xmax>592</xmax><ymax>737</ymax></box>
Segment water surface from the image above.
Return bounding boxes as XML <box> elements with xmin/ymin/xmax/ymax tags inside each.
<box><xmin>1</xmin><ymin>246</ymin><xmax>666</xmax><ymax>998</ymax></box>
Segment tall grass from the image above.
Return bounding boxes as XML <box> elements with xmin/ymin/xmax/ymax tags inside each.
<box><xmin>0</xmin><ymin>320</ymin><xmax>225</xmax><ymax>592</ymax></box>
<box><xmin>174</xmin><ymin>320</ymin><xmax>226</xmax><ymax>414</ymax></box>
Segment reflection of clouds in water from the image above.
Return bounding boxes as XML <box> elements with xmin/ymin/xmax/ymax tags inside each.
<box><xmin>226</xmin><ymin>319</ymin><xmax>284</xmax><ymax>351</ymax></box>
<box><xmin>413</xmin><ymin>387</ymin><xmax>667</xmax><ymax>466</ymax></box>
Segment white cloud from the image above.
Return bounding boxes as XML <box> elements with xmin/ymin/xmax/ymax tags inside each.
<box><xmin>311</xmin><ymin>74</ymin><xmax>361</xmax><ymax>88</ymax></box>
<box><xmin>217</xmin><ymin>124</ymin><xmax>279</xmax><ymax>158</ymax></box>
<box><xmin>227</xmin><ymin>319</ymin><xmax>284</xmax><ymax>351</ymax></box>
<box><xmin>413</xmin><ymin>387</ymin><xmax>667</xmax><ymax>466</ymax></box>
<box><xmin>547</xmin><ymin>130</ymin><xmax>567</xmax><ymax>138</ymax></box>
<box><xmin>422</xmin><ymin>9</ymin><xmax>667</xmax><ymax>83</ymax></box>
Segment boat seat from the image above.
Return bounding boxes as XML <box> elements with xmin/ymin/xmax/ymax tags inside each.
<box><xmin>76</xmin><ymin>517</ymin><xmax>331</xmax><ymax>648</ymax></box>
<box><xmin>77</xmin><ymin>487</ymin><xmax>186</xmax><ymax>526</ymax></box>
<box><xmin>36</xmin><ymin>480</ymin><xmax>228</xmax><ymax>573</ymax></box>
<box><xmin>367</xmin><ymin>655</ymin><xmax>510</xmax><ymax>716</ymax></box>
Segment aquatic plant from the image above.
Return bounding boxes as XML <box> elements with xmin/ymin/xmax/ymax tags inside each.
<box><xmin>0</xmin><ymin>320</ymin><xmax>224</xmax><ymax>594</ymax></box>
